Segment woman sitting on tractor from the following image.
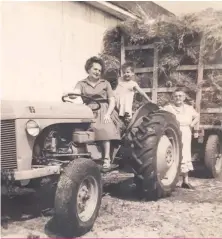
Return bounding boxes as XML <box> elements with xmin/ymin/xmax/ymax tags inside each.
<box><xmin>72</xmin><ymin>56</ymin><xmax>122</xmax><ymax>170</ymax></box>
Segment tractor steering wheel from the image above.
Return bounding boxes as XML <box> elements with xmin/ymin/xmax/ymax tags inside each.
<box><xmin>62</xmin><ymin>93</ymin><xmax>101</xmax><ymax>111</ymax></box>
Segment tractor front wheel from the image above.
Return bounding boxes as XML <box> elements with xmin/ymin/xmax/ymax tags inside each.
<box><xmin>54</xmin><ymin>158</ymin><xmax>102</xmax><ymax>237</ymax></box>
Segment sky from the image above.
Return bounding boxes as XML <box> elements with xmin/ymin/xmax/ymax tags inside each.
<box><xmin>154</xmin><ymin>1</ymin><xmax>222</xmax><ymax>15</ymax></box>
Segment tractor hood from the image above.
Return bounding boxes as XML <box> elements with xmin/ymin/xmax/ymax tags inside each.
<box><xmin>1</xmin><ymin>100</ymin><xmax>94</xmax><ymax>121</ymax></box>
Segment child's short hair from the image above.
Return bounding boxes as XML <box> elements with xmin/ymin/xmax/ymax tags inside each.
<box><xmin>121</xmin><ymin>61</ymin><xmax>135</xmax><ymax>72</ymax></box>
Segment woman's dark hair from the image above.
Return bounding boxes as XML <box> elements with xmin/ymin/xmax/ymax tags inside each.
<box><xmin>85</xmin><ymin>56</ymin><xmax>105</xmax><ymax>74</ymax></box>
<box><xmin>121</xmin><ymin>61</ymin><xmax>135</xmax><ymax>72</ymax></box>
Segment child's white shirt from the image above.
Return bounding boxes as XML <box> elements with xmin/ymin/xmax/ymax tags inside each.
<box><xmin>114</xmin><ymin>78</ymin><xmax>139</xmax><ymax>117</ymax></box>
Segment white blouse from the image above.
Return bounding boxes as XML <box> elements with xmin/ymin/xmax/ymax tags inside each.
<box><xmin>163</xmin><ymin>104</ymin><xmax>199</xmax><ymax>127</ymax></box>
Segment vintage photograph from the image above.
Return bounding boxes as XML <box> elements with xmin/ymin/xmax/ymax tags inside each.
<box><xmin>1</xmin><ymin>1</ymin><xmax>222</xmax><ymax>238</ymax></box>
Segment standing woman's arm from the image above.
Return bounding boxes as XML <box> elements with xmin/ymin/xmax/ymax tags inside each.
<box><xmin>190</xmin><ymin>107</ymin><xmax>200</xmax><ymax>128</ymax></box>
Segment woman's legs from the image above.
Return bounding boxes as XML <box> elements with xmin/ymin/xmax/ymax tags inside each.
<box><xmin>102</xmin><ymin>140</ymin><xmax>110</xmax><ymax>159</ymax></box>
<box><xmin>180</xmin><ymin>127</ymin><xmax>194</xmax><ymax>189</ymax></box>
<box><xmin>182</xmin><ymin>172</ymin><xmax>195</xmax><ymax>189</ymax></box>
<box><xmin>182</xmin><ymin>172</ymin><xmax>189</xmax><ymax>184</ymax></box>
<box><xmin>102</xmin><ymin>140</ymin><xmax>111</xmax><ymax>168</ymax></box>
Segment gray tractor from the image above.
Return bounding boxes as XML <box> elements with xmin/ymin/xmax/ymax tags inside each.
<box><xmin>1</xmin><ymin>93</ymin><xmax>182</xmax><ymax>237</ymax></box>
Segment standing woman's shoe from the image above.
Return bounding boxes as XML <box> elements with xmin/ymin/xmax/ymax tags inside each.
<box><xmin>181</xmin><ymin>182</ymin><xmax>195</xmax><ymax>190</ymax></box>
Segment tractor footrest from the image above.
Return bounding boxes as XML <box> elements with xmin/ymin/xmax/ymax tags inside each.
<box><xmin>102</xmin><ymin>170</ymin><xmax>134</xmax><ymax>180</ymax></box>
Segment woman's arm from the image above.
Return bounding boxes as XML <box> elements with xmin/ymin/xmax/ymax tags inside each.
<box><xmin>106</xmin><ymin>97</ymin><xmax>115</xmax><ymax>115</ymax></box>
<box><xmin>104</xmin><ymin>97</ymin><xmax>115</xmax><ymax>123</ymax></box>
<box><xmin>190</xmin><ymin>115</ymin><xmax>199</xmax><ymax>128</ymax></box>
<box><xmin>65</xmin><ymin>82</ymin><xmax>82</xmax><ymax>99</ymax></box>
<box><xmin>68</xmin><ymin>88</ymin><xmax>81</xmax><ymax>99</ymax></box>
<box><xmin>64</xmin><ymin>82</ymin><xmax>83</xmax><ymax>104</ymax></box>
<box><xmin>190</xmin><ymin>107</ymin><xmax>200</xmax><ymax>128</ymax></box>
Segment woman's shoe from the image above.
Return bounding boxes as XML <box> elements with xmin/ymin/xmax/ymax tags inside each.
<box><xmin>103</xmin><ymin>158</ymin><xmax>111</xmax><ymax>169</ymax></box>
<box><xmin>181</xmin><ymin>182</ymin><xmax>195</xmax><ymax>190</ymax></box>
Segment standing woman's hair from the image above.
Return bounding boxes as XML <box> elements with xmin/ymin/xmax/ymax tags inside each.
<box><xmin>173</xmin><ymin>87</ymin><xmax>188</xmax><ymax>95</ymax></box>
<box><xmin>173</xmin><ymin>87</ymin><xmax>194</xmax><ymax>105</ymax></box>
<box><xmin>85</xmin><ymin>56</ymin><xmax>105</xmax><ymax>74</ymax></box>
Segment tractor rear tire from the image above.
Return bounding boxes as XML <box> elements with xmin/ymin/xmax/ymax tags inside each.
<box><xmin>204</xmin><ymin>134</ymin><xmax>222</xmax><ymax>178</ymax></box>
<box><xmin>54</xmin><ymin>158</ymin><xmax>102</xmax><ymax>237</ymax></box>
<box><xmin>127</xmin><ymin>110</ymin><xmax>182</xmax><ymax>200</ymax></box>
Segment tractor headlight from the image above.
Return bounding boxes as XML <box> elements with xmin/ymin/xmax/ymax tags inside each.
<box><xmin>26</xmin><ymin>120</ymin><xmax>40</xmax><ymax>137</ymax></box>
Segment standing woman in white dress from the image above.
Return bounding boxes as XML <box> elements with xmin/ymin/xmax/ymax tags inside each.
<box><xmin>163</xmin><ymin>88</ymin><xmax>200</xmax><ymax>189</ymax></box>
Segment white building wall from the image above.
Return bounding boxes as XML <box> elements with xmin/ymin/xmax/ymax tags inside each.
<box><xmin>1</xmin><ymin>1</ymin><xmax>119</xmax><ymax>101</ymax></box>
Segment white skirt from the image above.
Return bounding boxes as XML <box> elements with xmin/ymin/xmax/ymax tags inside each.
<box><xmin>180</xmin><ymin>126</ymin><xmax>194</xmax><ymax>174</ymax></box>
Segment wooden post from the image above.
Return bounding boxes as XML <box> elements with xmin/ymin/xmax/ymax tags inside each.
<box><xmin>120</xmin><ymin>36</ymin><xmax>125</xmax><ymax>76</ymax></box>
<box><xmin>195</xmin><ymin>37</ymin><xmax>205</xmax><ymax>131</ymax></box>
<box><xmin>152</xmin><ymin>46</ymin><xmax>158</xmax><ymax>102</ymax></box>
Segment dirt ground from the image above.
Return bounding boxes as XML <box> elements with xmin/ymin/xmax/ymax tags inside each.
<box><xmin>1</xmin><ymin>167</ymin><xmax>222</xmax><ymax>238</ymax></box>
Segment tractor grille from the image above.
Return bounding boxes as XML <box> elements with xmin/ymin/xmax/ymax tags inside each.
<box><xmin>0</xmin><ymin>119</ymin><xmax>17</xmax><ymax>169</ymax></box>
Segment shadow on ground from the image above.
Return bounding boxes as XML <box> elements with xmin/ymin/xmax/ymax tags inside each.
<box><xmin>103</xmin><ymin>166</ymin><xmax>222</xmax><ymax>204</ymax></box>
<box><xmin>189</xmin><ymin>163</ymin><xmax>212</xmax><ymax>179</ymax></box>
<box><xmin>1</xmin><ymin>178</ymin><xmax>56</xmax><ymax>230</ymax></box>
<box><xmin>1</xmin><ymin>166</ymin><xmax>217</xmax><ymax>223</ymax></box>
<box><xmin>1</xmin><ymin>167</ymin><xmax>222</xmax><ymax>237</ymax></box>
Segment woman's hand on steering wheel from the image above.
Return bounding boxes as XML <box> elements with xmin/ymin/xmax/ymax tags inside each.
<box><xmin>62</xmin><ymin>90</ymin><xmax>80</xmax><ymax>100</ymax></box>
<box><xmin>68</xmin><ymin>95</ymin><xmax>77</xmax><ymax>100</ymax></box>
<box><xmin>62</xmin><ymin>93</ymin><xmax>101</xmax><ymax>111</ymax></box>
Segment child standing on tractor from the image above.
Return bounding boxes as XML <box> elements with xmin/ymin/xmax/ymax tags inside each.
<box><xmin>114</xmin><ymin>61</ymin><xmax>152</xmax><ymax>121</ymax></box>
